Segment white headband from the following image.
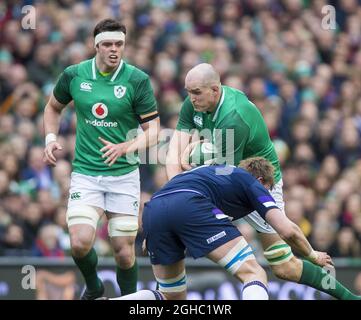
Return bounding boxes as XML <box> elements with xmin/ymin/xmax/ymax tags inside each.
<box><xmin>94</xmin><ymin>31</ymin><xmax>125</xmax><ymax>47</ymax></box>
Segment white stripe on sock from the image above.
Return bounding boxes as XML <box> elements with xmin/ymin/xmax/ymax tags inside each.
<box><xmin>242</xmin><ymin>282</ymin><xmax>269</xmax><ymax>300</ymax></box>
<box><xmin>109</xmin><ymin>290</ymin><xmax>158</xmax><ymax>300</ymax></box>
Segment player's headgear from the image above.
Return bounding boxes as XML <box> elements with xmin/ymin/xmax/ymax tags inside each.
<box><xmin>93</xmin><ymin>19</ymin><xmax>126</xmax><ymax>47</ymax></box>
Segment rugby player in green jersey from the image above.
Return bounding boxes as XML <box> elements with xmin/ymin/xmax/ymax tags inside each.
<box><xmin>166</xmin><ymin>63</ymin><xmax>360</xmax><ymax>300</ymax></box>
<box><xmin>43</xmin><ymin>19</ymin><xmax>160</xmax><ymax>299</ymax></box>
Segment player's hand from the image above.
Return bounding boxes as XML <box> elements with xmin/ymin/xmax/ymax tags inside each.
<box><xmin>99</xmin><ymin>137</ymin><xmax>130</xmax><ymax>167</ymax></box>
<box><xmin>311</xmin><ymin>251</ymin><xmax>334</xmax><ymax>268</ymax></box>
<box><xmin>43</xmin><ymin>142</ymin><xmax>63</xmax><ymax>166</ymax></box>
<box><xmin>180</xmin><ymin>139</ymin><xmax>209</xmax><ymax>171</ymax></box>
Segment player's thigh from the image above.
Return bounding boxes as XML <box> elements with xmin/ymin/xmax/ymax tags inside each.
<box><xmin>67</xmin><ymin>172</ymin><xmax>105</xmax><ymax>210</ymax></box>
<box><xmin>67</xmin><ymin>205</ymin><xmax>104</xmax><ymax>246</ymax></box>
<box><xmin>207</xmin><ymin>236</ymin><xmax>245</xmax><ymax>262</ymax></box>
<box><xmin>104</xmin><ymin>169</ymin><xmax>140</xmax><ymax>216</ymax></box>
<box><xmin>104</xmin><ymin>171</ymin><xmax>140</xmax><ymax>243</ymax></box>
<box><xmin>206</xmin><ymin>236</ymin><xmax>264</xmax><ymax>283</ymax></box>
<box><xmin>142</xmin><ymin>195</ymin><xmax>188</xmax><ymax>265</ymax></box>
<box><xmin>259</xmin><ymin>232</ymin><xmax>284</xmax><ymax>250</ymax></box>
<box><xmin>67</xmin><ymin>172</ymin><xmax>105</xmax><ymax>244</ymax></box>
<box><xmin>177</xmin><ymin>195</ymin><xmax>241</xmax><ymax>259</ymax></box>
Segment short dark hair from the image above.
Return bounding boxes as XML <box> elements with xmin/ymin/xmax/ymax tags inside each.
<box><xmin>238</xmin><ymin>157</ymin><xmax>275</xmax><ymax>189</ymax></box>
<box><xmin>93</xmin><ymin>19</ymin><xmax>127</xmax><ymax>38</ymax></box>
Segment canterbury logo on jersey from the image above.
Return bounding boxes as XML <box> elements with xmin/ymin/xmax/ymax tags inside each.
<box><xmin>70</xmin><ymin>192</ymin><xmax>81</xmax><ymax>200</ymax></box>
<box><xmin>80</xmin><ymin>82</ymin><xmax>92</xmax><ymax>92</ymax></box>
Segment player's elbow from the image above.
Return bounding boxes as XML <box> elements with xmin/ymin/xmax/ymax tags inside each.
<box><xmin>266</xmin><ymin>209</ymin><xmax>296</xmax><ymax>241</ymax></box>
<box><xmin>44</xmin><ymin>102</ymin><xmax>55</xmax><ymax>113</ymax></box>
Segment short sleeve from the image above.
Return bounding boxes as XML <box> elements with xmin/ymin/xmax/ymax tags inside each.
<box><xmin>53</xmin><ymin>66</ymin><xmax>76</xmax><ymax>105</ymax></box>
<box><xmin>245</xmin><ymin>181</ymin><xmax>279</xmax><ymax>219</ymax></box>
<box><xmin>133</xmin><ymin>76</ymin><xmax>158</xmax><ymax>121</ymax></box>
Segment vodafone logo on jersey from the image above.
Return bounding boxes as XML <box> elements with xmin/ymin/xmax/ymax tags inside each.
<box><xmin>86</xmin><ymin>103</ymin><xmax>117</xmax><ymax>128</ymax></box>
<box><xmin>92</xmin><ymin>103</ymin><xmax>108</xmax><ymax>119</ymax></box>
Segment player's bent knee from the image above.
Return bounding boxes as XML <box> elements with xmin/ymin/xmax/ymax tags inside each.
<box><xmin>264</xmin><ymin>240</ymin><xmax>293</xmax><ymax>266</ymax></box>
<box><xmin>108</xmin><ymin>215</ymin><xmax>138</xmax><ymax>237</ymax></box>
<box><xmin>264</xmin><ymin>241</ymin><xmax>299</xmax><ymax>280</ymax></box>
<box><xmin>271</xmin><ymin>257</ymin><xmax>302</xmax><ymax>281</ymax></box>
<box><xmin>66</xmin><ymin>205</ymin><xmax>100</xmax><ymax>230</ymax></box>
<box><xmin>70</xmin><ymin>238</ymin><xmax>92</xmax><ymax>257</ymax></box>
<box><xmin>155</xmin><ymin>270</ymin><xmax>187</xmax><ymax>300</ymax></box>
<box><xmin>113</xmin><ymin>250</ymin><xmax>135</xmax><ymax>269</ymax></box>
<box><xmin>217</xmin><ymin>237</ymin><xmax>255</xmax><ymax>275</ymax></box>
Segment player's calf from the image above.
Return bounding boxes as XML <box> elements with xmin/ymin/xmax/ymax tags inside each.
<box><xmin>270</xmin><ymin>257</ymin><xmax>302</xmax><ymax>282</ymax></box>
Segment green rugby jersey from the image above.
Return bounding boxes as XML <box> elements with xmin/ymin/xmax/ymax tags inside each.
<box><xmin>53</xmin><ymin>58</ymin><xmax>157</xmax><ymax>176</ymax></box>
<box><xmin>176</xmin><ymin>85</ymin><xmax>282</xmax><ymax>183</ymax></box>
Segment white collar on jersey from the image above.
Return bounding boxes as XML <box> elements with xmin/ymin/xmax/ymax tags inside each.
<box><xmin>212</xmin><ymin>86</ymin><xmax>225</xmax><ymax>122</ymax></box>
<box><xmin>92</xmin><ymin>57</ymin><xmax>124</xmax><ymax>82</ymax></box>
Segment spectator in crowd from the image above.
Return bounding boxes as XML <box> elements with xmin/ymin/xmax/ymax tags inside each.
<box><xmin>32</xmin><ymin>224</ymin><xmax>65</xmax><ymax>258</ymax></box>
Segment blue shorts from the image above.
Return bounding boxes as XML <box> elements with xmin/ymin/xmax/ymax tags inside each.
<box><xmin>142</xmin><ymin>191</ymin><xmax>241</xmax><ymax>265</ymax></box>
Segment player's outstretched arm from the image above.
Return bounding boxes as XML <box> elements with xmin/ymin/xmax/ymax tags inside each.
<box><xmin>265</xmin><ymin>208</ymin><xmax>334</xmax><ymax>268</ymax></box>
<box><xmin>43</xmin><ymin>94</ymin><xmax>66</xmax><ymax>166</ymax></box>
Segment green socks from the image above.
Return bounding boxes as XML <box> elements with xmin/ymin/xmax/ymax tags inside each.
<box><xmin>73</xmin><ymin>248</ymin><xmax>102</xmax><ymax>292</ymax></box>
<box><xmin>299</xmin><ymin>260</ymin><xmax>360</xmax><ymax>300</ymax></box>
<box><xmin>116</xmin><ymin>259</ymin><xmax>138</xmax><ymax>295</ymax></box>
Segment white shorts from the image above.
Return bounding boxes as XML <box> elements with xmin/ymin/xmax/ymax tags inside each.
<box><xmin>234</xmin><ymin>179</ymin><xmax>285</xmax><ymax>234</ymax></box>
<box><xmin>67</xmin><ymin>169</ymin><xmax>140</xmax><ymax>216</ymax></box>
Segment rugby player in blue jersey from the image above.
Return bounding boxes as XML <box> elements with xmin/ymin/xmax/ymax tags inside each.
<box><xmin>103</xmin><ymin>157</ymin><xmax>334</xmax><ymax>300</ymax></box>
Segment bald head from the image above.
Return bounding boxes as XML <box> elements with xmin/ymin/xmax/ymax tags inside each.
<box><xmin>184</xmin><ymin>63</ymin><xmax>222</xmax><ymax>113</ymax></box>
<box><xmin>185</xmin><ymin>63</ymin><xmax>221</xmax><ymax>88</ymax></box>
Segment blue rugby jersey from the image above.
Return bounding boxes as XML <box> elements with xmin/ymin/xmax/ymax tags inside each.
<box><xmin>153</xmin><ymin>165</ymin><xmax>279</xmax><ymax>220</ymax></box>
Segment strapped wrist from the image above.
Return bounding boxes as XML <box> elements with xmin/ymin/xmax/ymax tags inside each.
<box><xmin>45</xmin><ymin>133</ymin><xmax>57</xmax><ymax>146</ymax></box>
<box><xmin>307</xmin><ymin>250</ymin><xmax>318</xmax><ymax>262</ymax></box>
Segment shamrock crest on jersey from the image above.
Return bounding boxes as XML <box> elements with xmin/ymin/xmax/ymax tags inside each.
<box><xmin>114</xmin><ymin>85</ymin><xmax>127</xmax><ymax>98</ymax></box>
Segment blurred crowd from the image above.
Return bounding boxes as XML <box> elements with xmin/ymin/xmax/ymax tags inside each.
<box><xmin>0</xmin><ymin>0</ymin><xmax>361</xmax><ymax>260</ymax></box>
